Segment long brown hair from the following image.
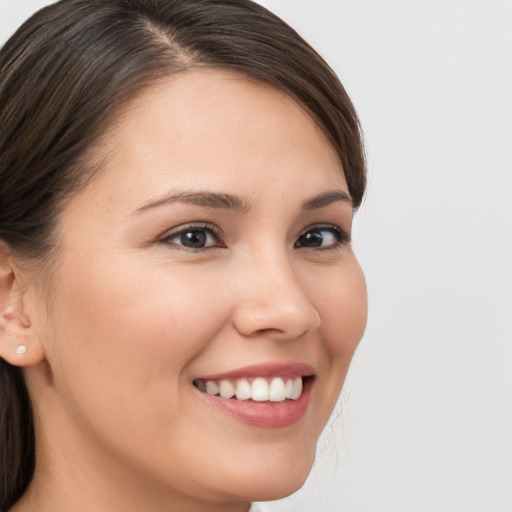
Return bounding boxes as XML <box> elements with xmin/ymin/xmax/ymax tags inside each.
<box><xmin>0</xmin><ymin>0</ymin><xmax>366</xmax><ymax>508</ymax></box>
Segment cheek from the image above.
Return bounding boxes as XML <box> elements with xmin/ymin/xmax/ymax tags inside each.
<box><xmin>311</xmin><ymin>258</ymin><xmax>367</xmax><ymax>416</ymax></box>
<box><xmin>42</xmin><ymin>254</ymin><xmax>238</xmax><ymax>476</ymax></box>
<box><xmin>286</xmin><ymin>257</ymin><xmax>368</xmax><ymax>439</ymax></box>
<box><xmin>316</xmin><ymin>259</ymin><xmax>368</xmax><ymax>359</ymax></box>
<box><xmin>47</xmin><ymin>254</ymin><xmax>230</xmax><ymax>396</ymax></box>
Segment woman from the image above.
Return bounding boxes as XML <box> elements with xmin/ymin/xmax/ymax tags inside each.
<box><xmin>0</xmin><ymin>1</ymin><xmax>367</xmax><ymax>511</ymax></box>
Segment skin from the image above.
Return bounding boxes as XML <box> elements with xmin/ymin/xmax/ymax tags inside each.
<box><xmin>0</xmin><ymin>70</ymin><xmax>367</xmax><ymax>512</ymax></box>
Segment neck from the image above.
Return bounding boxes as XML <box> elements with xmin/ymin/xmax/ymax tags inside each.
<box><xmin>11</xmin><ymin>476</ymin><xmax>252</xmax><ymax>512</ymax></box>
<box><xmin>9</xmin><ymin>420</ymin><xmax>251</xmax><ymax>512</ymax></box>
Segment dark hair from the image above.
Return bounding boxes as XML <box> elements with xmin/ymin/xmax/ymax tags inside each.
<box><xmin>0</xmin><ymin>0</ymin><xmax>366</xmax><ymax>508</ymax></box>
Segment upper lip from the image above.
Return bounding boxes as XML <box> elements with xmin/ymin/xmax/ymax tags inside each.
<box><xmin>196</xmin><ymin>362</ymin><xmax>315</xmax><ymax>381</ymax></box>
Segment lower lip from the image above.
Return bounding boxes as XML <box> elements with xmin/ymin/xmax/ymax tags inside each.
<box><xmin>195</xmin><ymin>378</ymin><xmax>313</xmax><ymax>429</ymax></box>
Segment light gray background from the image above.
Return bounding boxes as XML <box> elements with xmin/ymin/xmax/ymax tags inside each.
<box><xmin>1</xmin><ymin>1</ymin><xmax>511</xmax><ymax>511</ymax></box>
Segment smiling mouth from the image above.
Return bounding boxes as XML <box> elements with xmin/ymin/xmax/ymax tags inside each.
<box><xmin>193</xmin><ymin>376</ymin><xmax>314</xmax><ymax>403</ymax></box>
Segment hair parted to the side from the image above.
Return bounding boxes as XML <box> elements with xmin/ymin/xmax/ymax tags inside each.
<box><xmin>0</xmin><ymin>0</ymin><xmax>366</xmax><ymax>508</ymax></box>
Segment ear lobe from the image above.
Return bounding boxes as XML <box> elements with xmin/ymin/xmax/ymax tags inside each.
<box><xmin>0</xmin><ymin>245</ymin><xmax>46</xmax><ymax>367</ymax></box>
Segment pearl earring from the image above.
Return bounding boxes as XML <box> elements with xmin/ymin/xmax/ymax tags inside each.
<box><xmin>15</xmin><ymin>345</ymin><xmax>27</xmax><ymax>356</ymax></box>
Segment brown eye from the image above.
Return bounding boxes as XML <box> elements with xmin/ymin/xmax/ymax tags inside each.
<box><xmin>161</xmin><ymin>224</ymin><xmax>223</xmax><ymax>250</ymax></box>
<box><xmin>294</xmin><ymin>226</ymin><xmax>347</xmax><ymax>249</ymax></box>
<box><xmin>178</xmin><ymin>230</ymin><xmax>209</xmax><ymax>249</ymax></box>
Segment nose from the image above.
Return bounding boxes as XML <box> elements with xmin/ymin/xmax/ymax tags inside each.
<box><xmin>231</xmin><ymin>252</ymin><xmax>321</xmax><ymax>340</ymax></box>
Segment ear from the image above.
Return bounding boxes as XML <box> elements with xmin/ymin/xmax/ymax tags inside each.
<box><xmin>0</xmin><ymin>243</ymin><xmax>45</xmax><ymax>367</ymax></box>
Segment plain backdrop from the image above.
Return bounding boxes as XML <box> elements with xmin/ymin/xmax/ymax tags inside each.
<box><xmin>1</xmin><ymin>1</ymin><xmax>511</xmax><ymax>511</ymax></box>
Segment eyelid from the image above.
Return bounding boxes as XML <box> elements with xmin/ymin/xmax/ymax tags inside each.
<box><xmin>295</xmin><ymin>223</ymin><xmax>351</xmax><ymax>248</ymax></box>
<box><xmin>159</xmin><ymin>222</ymin><xmax>225</xmax><ymax>246</ymax></box>
<box><xmin>157</xmin><ymin>222</ymin><xmax>350</xmax><ymax>250</ymax></box>
<box><xmin>299</xmin><ymin>223</ymin><xmax>350</xmax><ymax>237</ymax></box>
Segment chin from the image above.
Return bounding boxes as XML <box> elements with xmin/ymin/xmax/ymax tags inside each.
<box><xmin>224</xmin><ymin>445</ymin><xmax>316</xmax><ymax>503</ymax></box>
<box><xmin>247</xmin><ymin>474</ymin><xmax>311</xmax><ymax>503</ymax></box>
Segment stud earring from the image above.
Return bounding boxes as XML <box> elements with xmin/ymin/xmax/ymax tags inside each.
<box><xmin>15</xmin><ymin>345</ymin><xmax>27</xmax><ymax>356</ymax></box>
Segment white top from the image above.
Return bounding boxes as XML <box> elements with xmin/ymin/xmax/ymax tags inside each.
<box><xmin>249</xmin><ymin>503</ymin><xmax>266</xmax><ymax>512</ymax></box>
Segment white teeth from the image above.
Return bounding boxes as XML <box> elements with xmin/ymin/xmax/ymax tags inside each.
<box><xmin>199</xmin><ymin>376</ymin><xmax>305</xmax><ymax>402</ymax></box>
<box><xmin>251</xmin><ymin>378</ymin><xmax>269</xmax><ymax>401</ymax></box>
<box><xmin>205</xmin><ymin>381</ymin><xmax>219</xmax><ymax>396</ymax></box>
<box><xmin>285</xmin><ymin>379</ymin><xmax>293</xmax><ymax>399</ymax></box>
<box><xmin>290</xmin><ymin>377</ymin><xmax>303</xmax><ymax>400</ymax></box>
<box><xmin>235</xmin><ymin>379</ymin><xmax>252</xmax><ymax>400</ymax></box>
<box><xmin>219</xmin><ymin>380</ymin><xmax>236</xmax><ymax>399</ymax></box>
<box><xmin>269</xmin><ymin>377</ymin><xmax>287</xmax><ymax>402</ymax></box>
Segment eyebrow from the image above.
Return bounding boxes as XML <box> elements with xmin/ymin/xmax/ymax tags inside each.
<box><xmin>134</xmin><ymin>189</ymin><xmax>352</xmax><ymax>214</ymax></box>
<box><xmin>302</xmin><ymin>190</ymin><xmax>353</xmax><ymax>210</ymax></box>
<box><xmin>134</xmin><ymin>192</ymin><xmax>249</xmax><ymax>214</ymax></box>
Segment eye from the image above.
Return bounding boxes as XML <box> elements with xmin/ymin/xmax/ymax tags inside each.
<box><xmin>160</xmin><ymin>223</ymin><xmax>224</xmax><ymax>251</ymax></box>
<box><xmin>294</xmin><ymin>225</ymin><xmax>349</xmax><ymax>249</ymax></box>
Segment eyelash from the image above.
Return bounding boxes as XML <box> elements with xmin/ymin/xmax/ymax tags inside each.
<box><xmin>294</xmin><ymin>224</ymin><xmax>351</xmax><ymax>250</ymax></box>
<box><xmin>159</xmin><ymin>222</ymin><xmax>225</xmax><ymax>252</ymax></box>
<box><xmin>159</xmin><ymin>223</ymin><xmax>350</xmax><ymax>252</ymax></box>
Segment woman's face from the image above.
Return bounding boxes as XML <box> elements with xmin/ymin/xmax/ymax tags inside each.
<box><xmin>27</xmin><ymin>70</ymin><xmax>367</xmax><ymax>507</ymax></box>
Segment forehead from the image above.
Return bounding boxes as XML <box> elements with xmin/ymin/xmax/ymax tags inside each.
<box><xmin>79</xmin><ymin>69</ymin><xmax>347</xmax><ymax>208</ymax></box>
